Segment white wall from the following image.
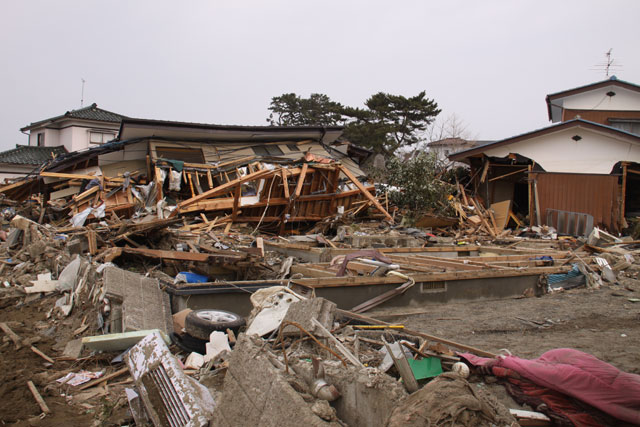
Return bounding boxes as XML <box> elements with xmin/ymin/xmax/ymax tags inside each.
<box><xmin>561</xmin><ymin>86</ymin><xmax>640</xmax><ymax>111</ymax></box>
<box><xmin>484</xmin><ymin>125</ymin><xmax>640</xmax><ymax>174</ymax></box>
<box><xmin>58</xmin><ymin>127</ymin><xmax>74</xmax><ymax>151</ymax></box>
<box><xmin>0</xmin><ymin>164</ymin><xmax>38</xmax><ymax>183</ymax></box>
<box><xmin>27</xmin><ymin>119</ymin><xmax>119</xmax><ymax>151</ymax></box>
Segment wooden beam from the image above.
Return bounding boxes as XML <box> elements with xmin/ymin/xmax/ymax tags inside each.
<box><xmin>337</xmin><ymin>309</ymin><xmax>497</xmax><ymax>358</ymax></box>
<box><xmin>488</xmin><ymin>168</ymin><xmax>527</xmax><ymax>182</ymax></box>
<box><xmin>279</xmin><ymin>163</ymin><xmax>308</xmax><ymax>234</ymax></box>
<box><xmin>621</xmin><ymin>162</ymin><xmax>628</xmax><ymax>225</ymax></box>
<box><xmin>27</xmin><ymin>381</ymin><xmax>51</xmax><ymax>414</ymax></box>
<box><xmin>281</xmin><ymin>169</ymin><xmax>289</xmax><ymax>199</ymax></box>
<box><xmin>40</xmin><ymin>171</ymin><xmax>97</xmax><ymax>180</ymax></box>
<box><xmin>176</xmin><ymin>168</ymin><xmax>275</xmax><ymax>212</ymax></box>
<box><xmin>338</xmin><ymin>165</ymin><xmax>393</xmax><ymax>222</ymax></box>
<box><xmin>292</xmin><ymin>265</ymin><xmax>571</xmax><ymax>288</ymax></box>
<box><xmin>231</xmin><ymin>185</ymin><xmax>241</xmax><ymax>222</ymax></box>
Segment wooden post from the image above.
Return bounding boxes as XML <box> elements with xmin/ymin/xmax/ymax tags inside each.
<box><xmin>279</xmin><ymin>164</ymin><xmax>308</xmax><ymax>234</ymax></box>
<box><xmin>154</xmin><ymin>166</ymin><xmax>164</xmax><ymax>202</ymax></box>
<box><xmin>533</xmin><ymin>181</ymin><xmax>541</xmax><ymax>226</ymax></box>
<box><xmin>231</xmin><ymin>185</ymin><xmax>241</xmax><ymax>222</ymax></box>
<box><xmin>87</xmin><ymin>229</ymin><xmax>97</xmax><ymax>255</ymax></box>
<box><xmin>528</xmin><ymin>164</ymin><xmax>534</xmax><ymax>227</ymax></box>
<box><xmin>338</xmin><ymin>165</ymin><xmax>393</xmax><ymax>222</ymax></box>
<box><xmin>621</xmin><ymin>162</ymin><xmax>628</xmax><ymax>226</ymax></box>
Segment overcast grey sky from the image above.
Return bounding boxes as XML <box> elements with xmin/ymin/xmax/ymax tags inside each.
<box><xmin>1</xmin><ymin>1</ymin><xmax>638</xmax><ymax>150</ymax></box>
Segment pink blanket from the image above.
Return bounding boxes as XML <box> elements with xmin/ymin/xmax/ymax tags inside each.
<box><xmin>461</xmin><ymin>348</ymin><xmax>640</xmax><ymax>425</ymax></box>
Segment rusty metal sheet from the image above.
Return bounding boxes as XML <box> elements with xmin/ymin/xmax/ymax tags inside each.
<box><xmin>532</xmin><ymin>172</ymin><xmax>619</xmax><ymax>232</ymax></box>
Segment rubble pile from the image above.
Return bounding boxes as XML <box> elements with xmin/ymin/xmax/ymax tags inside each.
<box><xmin>0</xmin><ymin>169</ymin><xmax>639</xmax><ymax>425</ymax></box>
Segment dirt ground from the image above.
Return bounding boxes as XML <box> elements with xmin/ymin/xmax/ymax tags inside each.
<box><xmin>1</xmin><ymin>264</ymin><xmax>639</xmax><ymax>425</ymax></box>
<box><xmin>0</xmin><ymin>289</ymin><xmax>130</xmax><ymax>426</ymax></box>
<box><xmin>382</xmin><ymin>281</ymin><xmax>640</xmax><ymax>375</ymax></box>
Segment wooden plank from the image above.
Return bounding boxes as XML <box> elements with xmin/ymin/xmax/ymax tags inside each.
<box><xmin>27</xmin><ymin>381</ymin><xmax>51</xmax><ymax>414</ymax></box>
<box><xmin>231</xmin><ymin>185</ymin><xmax>241</xmax><ymax>222</ymax></box>
<box><xmin>87</xmin><ymin>229</ymin><xmax>97</xmax><ymax>255</ymax></box>
<box><xmin>337</xmin><ymin>309</ymin><xmax>497</xmax><ymax>358</ymax></box>
<box><xmin>279</xmin><ymin>163</ymin><xmax>308</xmax><ymax>234</ymax></box>
<box><xmin>78</xmin><ymin>367</ymin><xmax>128</xmax><ymax>391</ymax></box>
<box><xmin>471</xmin><ymin>198</ymin><xmax>496</xmax><ymax>238</ymax></box>
<box><xmin>311</xmin><ymin>318</ymin><xmax>364</xmax><ymax>369</ymax></box>
<box><xmin>621</xmin><ymin>162</ymin><xmax>628</xmax><ymax>224</ymax></box>
<box><xmin>339</xmin><ymin>165</ymin><xmax>393</xmax><ymax>222</ymax></box>
<box><xmin>0</xmin><ymin>322</ymin><xmax>22</xmax><ymax>349</ymax></box>
<box><xmin>293</xmin><ymin>265</ymin><xmax>571</xmax><ymax>288</ymax></box>
<box><xmin>176</xmin><ymin>168</ymin><xmax>275</xmax><ymax>212</ymax></box>
<box><xmin>291</xmin><ymin>265</ymin><xmax>341</xmax><ymax>278</ymax></box>
<box><xmin>293</xmin><ymin>163</ymin><xmax>308</xmax><ymax>198</ymax></box>
<box><xmin>50</xmin><ymin>185</ymin><xmax>81</xmax><ymax>200</ymax></box>
<box><xmin>31</xmin><ymin>346</ymin><xmax>55</xmax><ymax>364</ymax></box>
<box><xmin>115</xmin><ymin>247</ymin><xmax>240</xmax><ymax>262</ymax></box>
<box><xmin>281</xmin><ymin>169</ymin><xmax>290</xmax><ymax>198</ymax></box>
<box><xmin>155</xmin><ymin>166</ymin><xmax>164</xmax><ymax>202</ymax></box>
<box><xmin>41</xmin><ymin>171</ymin><xmax>97</xmax><ymax>180</ymax></box>
<box><xmin>382</xmin><ymin>337</ymin><xmax>418</xmax><ymax>392</ymax></box>
<box><xmin>488</xmin><ymin>168</ymin><xmax>527</xmax><ymax>182</ymax></box>
<box><xmin>490</xmin><ymin>200</ymin><xmax>512</xmax><ymax>230</ymax></box>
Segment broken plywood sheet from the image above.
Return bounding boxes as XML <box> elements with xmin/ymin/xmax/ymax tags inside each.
<box><xmin>490</xmin><ymin>200</ymin><xmax>512</xmax><ymax>230</ymax></box>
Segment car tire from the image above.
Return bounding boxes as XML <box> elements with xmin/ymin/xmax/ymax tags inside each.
<box><xmin>185</xmin><ymin>309</ymin><xmax>246</xmax><ymax>340</ymax></box>
<box><xmin>170</xmin><ymin>332</ymin><xmax>208</xmax><ymax>354</ymax></box>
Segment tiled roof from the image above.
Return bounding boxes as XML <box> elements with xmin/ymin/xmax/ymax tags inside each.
<box><xmin>21</xmin><ymin>103</ymin><xmax>126</xmax><ymax>131</ymax></box>
<box><xmin>0</xmin><ymin>145</ymin><xmax>67</xmax><ymax>165</ymax></box>
<box><xmin>428</xmin><ymin>137</ymin><xmax>472</xmax><ymax>147</ymax></box>
<box><xmin>65</xmin><ymin>103</ymin><xmax>124</xmax><ymax>122</ymax></box>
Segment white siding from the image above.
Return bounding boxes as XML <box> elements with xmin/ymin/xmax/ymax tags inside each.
<box><xmin>484</xmin><ymin>126</ymin><xmax>640</xmax><ymax>174</ymax></box>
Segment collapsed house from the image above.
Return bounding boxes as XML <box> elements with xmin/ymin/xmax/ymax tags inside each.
<box><xmin>0</xmin><ymin>118</ymin><xmax>391</xmax><ymax>234</ymax></box>
<box><xmin>450</xmin><ymin>76</ymin><xmax>640</xmax><ymax>236</ymax></box>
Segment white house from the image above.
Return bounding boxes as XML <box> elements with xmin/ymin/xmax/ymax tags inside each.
<box><xmin>450</xmin><ymin>76</ymin><xmax>640</xmax><ymax>234</ymax></box>
<box><xmin>546</xmin><ymin>75</ymin><xmax>640</xmax><ymax>134</ymax></box>
<box><xmin>20</xmin><ymin>103</ymin><xmax>125</xmax><ymax>153</ymax></box>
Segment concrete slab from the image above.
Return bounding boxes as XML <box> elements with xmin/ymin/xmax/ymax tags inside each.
<box><xmin>211</xmin><ymin>334</ymin><xmax>338</xmax><ymax>427</ymax></box>
<box><xmin>104</xmin><ymin>266</ymin><xmax>173</xmax><ymax>334</ymax></box>
<box><xmin>342</xmin><ymin>234</ymin><xmax>420</xmax><ymax>248</ymax></box>
<box><xmin>62</xmin><ymin>338</ymin><xmax>84</xmax><ymax>359</ymax></box>
<box><xmin>282</xmin><ymin>297</ymin><xmax>336</xmax><ymax>336</ymax></box>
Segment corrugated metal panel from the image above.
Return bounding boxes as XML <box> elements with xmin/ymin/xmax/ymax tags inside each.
<box><xmin>532</xmin><ymin>172</ymin><xmax>620</xmax><ymax>232</ymax></box>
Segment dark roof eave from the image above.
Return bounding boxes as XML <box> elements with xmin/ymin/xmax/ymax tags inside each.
<box><xmin>117</xmin><ymin>117</ymin><xmax>343</xmax><ymax>139</ymax></box>
<box><xmin>449</xmin><ymin>119</ymin><xmax>640</xmax><ymax>162</ymax></box>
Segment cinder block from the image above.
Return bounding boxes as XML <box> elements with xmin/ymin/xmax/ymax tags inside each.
<box><xmin>104</xmin><ymin>266</ymin><xmax>172</xmax><ymax>334</ymax></box>
<box><xmin>281</xmin><ymin>298</ymin><xmax>336</xmax><ymax>336</ymax></box>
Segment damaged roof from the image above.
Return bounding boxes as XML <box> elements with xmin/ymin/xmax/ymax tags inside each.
<box><xmin>0</xmin><ymin>145</ymin><xmax>67</xmax><ymax>165</ymax></box>
<box><xmin>449</xmin><ymin>118</ymin><xmax>640</xmax><ymax>162</ymax></box>
<box><xmin>118</xmin><ymin>117</ymin><xmax>344</xmax><ymax>144</ymax></box>
<box><xmin>21</xmin><ymin>103</ymin><xmax>126</xmax><ymax>131</ymax></box>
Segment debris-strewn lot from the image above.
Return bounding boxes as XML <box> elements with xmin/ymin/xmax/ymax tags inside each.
<box><xmin>0</xmin><ymin>166</ymin><xmax>639</xmax><ymax>425</ymax></box>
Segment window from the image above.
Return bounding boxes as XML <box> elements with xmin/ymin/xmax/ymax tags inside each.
<box><xmin>252</xmin><ymin>145</ymin><xmax>284</xmax><ymax>157</ymax></box>
<box><xmin>286</xmin><ymin>144</ymin><xmax>300</xmax><ymax>152</ymax></box>
<box><xmin>89</xmin><ymin>131</ymin><xmax>115</xmax><ymax>144</ymax></box>
<box><xmin>37</xmin><ymin>133</ymin><xmax>45</xmax><ymax>147</ymax></box>
<box><xmin>609</xmin><ymin>120</ymin><xmax>640</xmax><ymax>136</ymax></box>
<box><xmin>156</xmin><ymin>147</ymin><xmax>205</xmax><ymax>163</ymax></box>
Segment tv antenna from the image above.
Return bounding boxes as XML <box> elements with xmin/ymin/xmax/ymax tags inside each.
<box><xmin>80</xmin><ymin>78</ymin><xmax>86</xmax><ymax>107</ymax></box>
<box><xmin>590</xmin><ymin>49</ymin><xmax>622</xmax><ymax>77</ymax></box>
